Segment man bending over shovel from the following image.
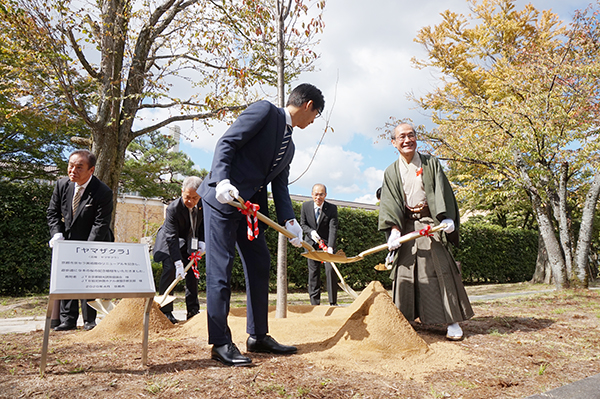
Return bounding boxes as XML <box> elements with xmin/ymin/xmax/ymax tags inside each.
<box><xmin>378</xmin><ymin>123</ymin><xmax>473</xmax><ymax>341</ymax></box>
<box><xmin>153</xmin><ymin>176</ymin><xmax>205</xmax><ymax>324</ymax></box>
<box><xmin>198</xmin><ymin>83</ymin><xmax>325</xmax><ymax>366</ymax></box>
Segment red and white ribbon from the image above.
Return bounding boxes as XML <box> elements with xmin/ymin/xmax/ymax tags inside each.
<box><xmin>188</xmin><ymin>251</ymin><xmax>203</xmax><ymax>279</ymax></box>
<box><xmin>419</xmin><ymin>225</ymin><xmax>433</xmax><ymax>237</ymax></box>
<box><xmin>238</xmin><ymin>200</ymin><xmax>260</xmax><ymax>241</ymax></box>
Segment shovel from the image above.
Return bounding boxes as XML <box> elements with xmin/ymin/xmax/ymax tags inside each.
<box><xmin>87</xmin><ymin>299</ymin><xmax>115</xmax><ymax>317</ymax></box>
<box><xmin>228</xmin><ymin>195</ymin><xmax>332</xmax><ymax>263</ymax></box>
<box><xmin>316</xmin><ymin>239</ymin><xmax>359</xmax><ymax>299</ymax></box>
<box><xmin>154</xmin><ymin>256</ymin><xmax>198</xmax><ymax>308</ymax></box>
<box><xmin>302</xmin><ymin>223</ymin><xmax>448</xmax><ymax>264</ymax></box>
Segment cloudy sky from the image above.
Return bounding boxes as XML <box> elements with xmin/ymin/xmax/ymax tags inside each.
<box><xmin>174</xmin><ymin>0</ymin><xmax>593</xmax><ymax>204</ymax></box>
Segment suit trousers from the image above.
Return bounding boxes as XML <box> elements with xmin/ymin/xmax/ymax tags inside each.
<box><xmin>307</xmin><ymin>259</ymin><xmax>338</xmax><ymax>305</ymax></box>
<box><xmin>203</xmin><ymin>201</ymin><xmax>271</xmax><ymax>346</ymax></box>
<box><xmin>158</xmin><ymin>257</ymin><xmax>200</xmax><ymax>315</ymax></box>
<box><xmin>60</xmin><ymin>299</ymin><xmax>96</xmax><ymax>325</ymax></box>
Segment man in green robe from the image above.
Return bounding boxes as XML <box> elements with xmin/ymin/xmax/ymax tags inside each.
<box><xmin>378</xmin><ymin>123</ymin><xmax>473</xmax><ymax>340</ymax></box>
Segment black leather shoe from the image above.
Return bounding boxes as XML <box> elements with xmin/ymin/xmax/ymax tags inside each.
<box><xmin>163</xmin><ymin>312</ymin><xmax>179</xmax><ymax>324</ymax></box>
<box><xmin>211</xmin><ymin>343</ymin><xmax>252</xmax><ymax>367</ymax></box>
<box><xmin>53</xmin><ymin>322</ymin><xmax>76</xmax><ymax>331</ymax></box>
<box><xmin>50</xmin><ymin>319</ymin><xmax>60</xmax><ymax>329</ymax></box>
<box><xmin>246</xmin><ymin>335</ymin><xmax>297</xmax><ymax>354</ymax></box>
<box><xmin>187</xmin><ymin>311</ymin><xmax>199</xmax><ymax>320</ymax></box>
<box><xmin>83</xmin><ymin>321</ymin><xmax>96</xmax><ymax>331</ymax></box>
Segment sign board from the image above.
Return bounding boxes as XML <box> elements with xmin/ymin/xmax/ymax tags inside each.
<box><xmin>50</xmin><ymin>240</ymin><xmax>155</xmax><ymax>295</ymax></box>
<box><xmin>41</xmin><ymin>240</ymin><xmax>156</xmax><ymax>377</ymax></box>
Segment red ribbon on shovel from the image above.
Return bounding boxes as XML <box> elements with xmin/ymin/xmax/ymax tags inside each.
<box><xmin>188</xmin><ymin>251</ymin><xmax>203</xmax><ymax>279</ymax></box>
<box><xmin>238</xmin><ymin>200</ymin><xmax>260</xmax><ymax>241</ymax></box>
<box><xmin>419</xmin><ymin>224</ymin><xmax>433</xmax><ymax>237</ymax></box>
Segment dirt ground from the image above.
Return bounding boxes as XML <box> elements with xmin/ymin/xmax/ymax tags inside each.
<box><xmin>1</xmin><ymin>282</ymin><xmax>599</xmax><ymax>399</ymax></box>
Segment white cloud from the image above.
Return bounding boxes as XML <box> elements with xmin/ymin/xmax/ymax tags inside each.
<box><xmin>137</xmin><ymin>0</ymin><xmax>593</xmax><ymax>203</ymax></box>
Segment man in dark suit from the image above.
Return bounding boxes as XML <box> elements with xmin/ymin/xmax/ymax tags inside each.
<box><xmin>300</xmin><ymin>183</ymin><xmax>339</xmax><ymax>306</ymax></box>
<box><xmin>153</xmin><ymin>176</ymin><xmax>205</xmax><ymax>324</ymax></box>
<box><xmin>198</xmin><ymin>83</ymin><xmax>325</xmax><ymax>366</ymax></box>
<box><xmin>47</xmin><ymin>149</ymin><xmax>113</xmax><ymax>331</ymax></box>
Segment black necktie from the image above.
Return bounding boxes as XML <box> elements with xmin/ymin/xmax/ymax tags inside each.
<box><xmin>191</xmin><ymin>207</ymin><xmax>198</xmax><ymax>233</ymax></box>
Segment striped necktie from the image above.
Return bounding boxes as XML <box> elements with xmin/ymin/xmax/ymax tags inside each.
<box><xmin>315</xmin><ymin>207</ymin><xmax>320</xmax><ymax>222</ymax></box>
<box><xmin>272</xmin><ymin>125</ymin><xmax>292</xmax><ymax>170</ymax></box>
<box><xmin>72</xmin><ymin>185</ymin><xmax>83</xmax><ymax>217</ymax></box>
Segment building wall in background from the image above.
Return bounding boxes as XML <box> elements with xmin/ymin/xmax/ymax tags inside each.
<box><xmin>114</xmin><ymin>195</ymin><xmax>165</xmax><ymax>246</ymax></box>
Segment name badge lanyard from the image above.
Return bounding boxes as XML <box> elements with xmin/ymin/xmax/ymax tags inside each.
<box><xmin>190</xmin><ymin>207</ymin><xmax>198</xmax><ymax>250</ymax></box>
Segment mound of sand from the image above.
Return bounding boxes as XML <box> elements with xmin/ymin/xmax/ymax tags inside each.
<box><xmin>73</xmin><ymin>298</ymin><xmax>174</xmax><ymax>343</ymax></box>
<box><xmin>69</xmin><ymin>281</ymin><xmax>471</xmax><ymax>379</ymax></box>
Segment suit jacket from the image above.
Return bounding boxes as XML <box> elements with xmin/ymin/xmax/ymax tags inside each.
<box><xmin>198</xmin><ymin>100</ymin><xmax>295</xmax><ymax>225</ymax></box>
<box><xmin>300</xmin><ymin>200</ymin><xmax>338</xmax><ymax>251</ymax></box>
<box><xmin>153</xmin><ymin>197</ymin><xmax>205</xmax><ymax>263</ymax></box>
<box><xmin>47</xmin><ymin>175</ymin><xmax>113</xmax><ymax>242</ymax></box>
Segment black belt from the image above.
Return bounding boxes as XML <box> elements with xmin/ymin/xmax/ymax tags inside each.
<box><xmin>405</xmin><ymin>204</ymin><xmax>430</xmax><ymax>220</ymax></box>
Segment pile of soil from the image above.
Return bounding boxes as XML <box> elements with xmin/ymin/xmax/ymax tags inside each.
<box><xmin>70</xmin><ymin>281</ymin><xmax>469</xmax><ymax>379</ymax></box>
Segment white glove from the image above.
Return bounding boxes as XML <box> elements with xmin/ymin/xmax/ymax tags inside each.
<box><xmin>49</xmin><ymin>232</ymin><xmax>64</xmax><ymax>248</ymax></box>
<box><xmin>197</xmin><ymin>241</ymin><xmax>206</xmax><ymax>256</ymax></box>
<box><xmin>387</xmin><ymin>229</ymin><xmax>402</xmax><ymax>251</ymax></box>
<box><xmin>326</xmin><ymin>247</ymin><xmax>334</xmax><ymax>254</ymax></box>
<box><xmin>175</xmin><ymin>260</ymin><xmax>186</xmax><ymax>279</ymax></box>
<box><xmin>215</xmin><ymin>179</ymin><xmax>239</xmax><ymax>204</ymax></box>
<box><xmin>285</xmin><ymin>219</ymin><xmax>303</xmax><ymax>248</ymax></box>
<box><xmin>441</xmin><ymin>218</ymin><xmax>455</xmax><ymax>234</ymax></box>
<box><xmin>310</xmin><ymin>230</ymin><xmax>321</xmax><ymax>243</ymax></box>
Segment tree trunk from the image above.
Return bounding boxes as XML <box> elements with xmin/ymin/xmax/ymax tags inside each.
<box><xmin>573</xmin><ymin>169</ymin><xmax>600</xmax><ymax>287</ymax></box>
<box><xmin>91</xmin><ymin>125</ymin><xmax>127</xmax><ymax>229</ymax></box>
<box><xmin>274</xmin><ymin>0</ymin><xmax>289</xmax><ymax>319</ymax></box>
<box><xmin>514</xmin><ymin>149</ymin><xmax>568</xmax><ymax>289</ymax></box>
<box><xmin>531</xmin><ymin>234</ymin><xmax>551</xmax><ymax>284</ymax></box>
<box><xmin>549</xmin><ymin>162</ymin><xmax>573</xmax><ymax>278</ymax></box>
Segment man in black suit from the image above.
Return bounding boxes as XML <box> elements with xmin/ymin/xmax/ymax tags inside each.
<box><xmin>153</xmin><ymin>176</ymin><xmax>205</xmax><ymax>324</ymax></box>
<box><xmin>47</xmin><ymin>150</ymin><xmax>113</xmax><ymax>331</ymax></box>
<box><xmin>300</xmin><ymin>183</ymin><xmax>339</xmax><ymax>306</ymax></box>
<box><xmin>198</xmin><ymin>83</ymin><xmax>325</xmax><ymax>366</ymax></box>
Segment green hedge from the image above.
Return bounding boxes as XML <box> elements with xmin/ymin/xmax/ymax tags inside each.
<box><xmin>453</xmin><ymin>222</ymin><xmax>538</xmax><ymax>284</ymax></box>
<box><xmin>0</xmin><ymin>179</ymin><xmax>539</xmax><ymax>295</ymax></box>
<box><xmin>0</xmin><ymin>181</ymin><xmax>54</xmax><ymax>295</ymax></box>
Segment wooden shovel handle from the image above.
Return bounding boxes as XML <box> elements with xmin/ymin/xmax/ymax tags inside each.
<box><xmin>230</xmin><ymin>195</ymin><xmax>315</xmax><ymax>253</ymax></box>
<box><xmin>357</xmin><ymin>223</ymin><xmax>448</xmax><ymax>258</ymax></box>
<box><xmin>158</xmin><ymin>258</ymin><xmax>195</xmax><ymax>305</ymax></box>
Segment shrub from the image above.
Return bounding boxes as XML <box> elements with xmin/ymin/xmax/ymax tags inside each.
<box><xmin>0</xmin><ymin>180</ymin><xmax>540</xmax><ymax>295</ymax></box>
<box><xmin>454</xmin><ymin>222</ymin><xmax>538</xmax><ymax>284</ymax></box>
<box><xmin>0</xmin><ymin>181</ymin><xmax>54</xmax><ymax>295</ymax></box>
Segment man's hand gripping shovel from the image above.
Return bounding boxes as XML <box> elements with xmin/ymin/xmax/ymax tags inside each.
<box><xmin>305</xmin><ymin>223</ymin><xmax>448</xmax><ymax>265</ymax></box>
<box><xmin>228</xmin><ymin>194</ymin><xmax>331</xmax><ymax>260</ymax></box>
<box><xmin>154</xmin><ymin>252</ymin><xmax>203</xmax><ymax>308</ymax></box>
<box><xmin>228</xmin><ymin>195</ymin><xmax>359</xmax><ymax>299</ymax></box>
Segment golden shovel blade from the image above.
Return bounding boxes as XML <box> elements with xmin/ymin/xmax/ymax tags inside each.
<box><xmin>301</xmin><ymin>249</ymin><xmax>349</xmax><ymax>263</ymax></box>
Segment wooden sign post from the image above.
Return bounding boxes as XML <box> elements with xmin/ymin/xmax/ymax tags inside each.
<box><xmin>40</xmin><ymin>240</ymin><xmax>156</xmax><ymax>377</ymax></box>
